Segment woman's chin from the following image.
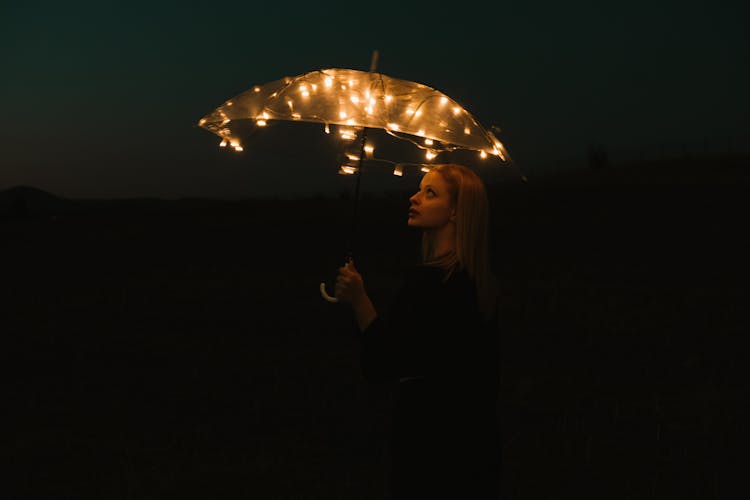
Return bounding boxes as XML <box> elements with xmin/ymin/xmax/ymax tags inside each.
<box><xmin>407</xmin><ymin>218</ymin><xmax>428</xmax><ymax>229</ymax></box>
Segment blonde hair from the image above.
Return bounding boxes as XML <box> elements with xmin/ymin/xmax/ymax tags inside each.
<box><xmin>421</xmin><ymin>163</ymin><xmax>498</xmax><ymax>324</ymax></box>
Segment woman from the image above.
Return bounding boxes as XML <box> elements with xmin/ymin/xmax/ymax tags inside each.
<box><xmin>335</xmin><ymin>163</ymin><xmax>502</xmax><ymax>499</ymax></box>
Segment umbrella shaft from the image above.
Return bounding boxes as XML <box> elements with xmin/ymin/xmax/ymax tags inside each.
<box><xmin>347</xmin><ymin>127</ymin><xmax>369</xmax><ymax>258</ymax></box>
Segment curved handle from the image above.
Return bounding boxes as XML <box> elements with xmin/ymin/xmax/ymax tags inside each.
<box><xmin>320</xmin><ymin>282</ymin><xmax>339</xmax><ymax>303</ymax></box>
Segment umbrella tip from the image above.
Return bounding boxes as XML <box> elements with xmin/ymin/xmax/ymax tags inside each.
<box><xmin>369</xmin><ymin>50</ymin><xmax>379</xmax><ymax>72</ymax></box>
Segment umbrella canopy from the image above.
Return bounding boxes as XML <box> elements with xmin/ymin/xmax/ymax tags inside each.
<box><xmin>198</xmin><ymin>68</ymin><xmax>510</xmax><ymax>162</ymax></box>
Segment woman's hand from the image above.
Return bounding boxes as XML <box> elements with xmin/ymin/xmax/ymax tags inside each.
<box><xmin>335</xmin><ymin>259</ymin><xmax>366</xmax><ymax>305</ymax></box>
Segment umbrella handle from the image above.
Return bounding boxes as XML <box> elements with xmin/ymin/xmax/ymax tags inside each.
<box><xmin>320</xmin><ymin>282</ymin><xmax>339</xmax><ymax>303</ymax></box>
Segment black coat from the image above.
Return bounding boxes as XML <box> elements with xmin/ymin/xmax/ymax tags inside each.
<box><xmin>358</xmin><ymin>264</ymin><xmax>501</xmax><ymax>499</ymax></box>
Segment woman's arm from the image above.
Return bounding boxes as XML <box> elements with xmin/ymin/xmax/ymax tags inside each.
<box><xmin>352</xmin><ymin>293</ymin><xmax>377</xmax><ymax>332</ymax></box>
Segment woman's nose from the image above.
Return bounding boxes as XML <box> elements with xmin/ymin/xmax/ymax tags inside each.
<box><xmin>409</xmin><ymin>193</ymin><xmax>419</xmax><ymax>204</ymax></box>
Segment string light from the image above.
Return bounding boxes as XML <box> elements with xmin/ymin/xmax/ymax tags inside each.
<box><xmin>338</xmin><ymin>166</ymin><xmax>357</xmax><ymax>175</ymax></box>
<box><xmin>234</xmin><ymin>146</ymin><xmax>243</xmax><ymax>152</ymax></box>
<box><xmin>346</xmin><ymin>153</ymin><xmax>360</xmax><ymax>161</ymax></box>
<box><xmin>421</xmin><ymin>166</ymin><xmax>431</xmax><ymax>173</ymax></box>
<box><xmin>203</xmin><ymin>69</ymin><xmax>511</xmax><ymax>169</ymax></box>
<box><xmin>393</xmin><ymin>165</ymin><xmax>403</xmax><ymax>176</ymax></box>
<box><xmin>339</xmin><ymin>128</ymin><xmax>357</xmax><ymax>140</ymax></box>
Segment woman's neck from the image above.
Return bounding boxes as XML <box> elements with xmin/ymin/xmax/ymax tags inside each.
<box><xmin>428</xmin><ymin>223</ymin><xmax>456</xmax><ymax>258</ymax></box>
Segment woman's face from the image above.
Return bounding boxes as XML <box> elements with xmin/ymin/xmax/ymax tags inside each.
<box><xmin>408</xmin><ymin>171</ymin><xmax>456</xmax><ymax>229</ymax></box>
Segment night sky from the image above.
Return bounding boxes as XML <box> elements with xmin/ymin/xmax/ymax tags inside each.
<box><xmin>2</xmin><ymin>0</ymin><xmax>747</xmax><ymax>199</ymax></box>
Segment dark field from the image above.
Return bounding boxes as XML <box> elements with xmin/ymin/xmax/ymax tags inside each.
<box><xmin>5</xmin><ymin>156</ymin><xmax>747</xmax><ymax>499</ymax></box>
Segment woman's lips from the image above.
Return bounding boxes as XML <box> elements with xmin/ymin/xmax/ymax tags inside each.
<box><xmin>409</xmin><ymin>208</ymin><xmax>419</xmax><ymax>216</ymax></box>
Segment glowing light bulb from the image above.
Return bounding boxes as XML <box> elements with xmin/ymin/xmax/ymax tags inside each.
<box><xmin>464</xmin><ymin>127</ymin><xmax>471</xmax><ymax>135</ymax></box>
<box><xmin>261</xmin><ymin>112</ymin><xmax>270</xmax><ymax>119</ymax></box>
<box><xmin>365</xmin><ymin>90</ymin><xmax>371</xmax><ymax>99</ymax></box>
<box><xmin>417</xmin><ymin>129</ymin><xmax>426</xmax><ymax>136</ymax></box>
<box><xmin>440</xmin><ymin>97</ymin><xmax>448</xmax><ymax>105</ymax></box>
<box><xmin>324</xmin><ymin>123</ymin><xmax>330</xmax><ymax>134</ymax></box>
<box><xmin>292</xmin><ymin>113</ymin><xmax>301</xmax><ymax>120</ymax></box>
<box><xmin>421</xmin><ymin>166</ymin><xmax>431</xmax><ymax>173</ymax></box>
<box><xmin>393</xmin><ymin>165</ymin><xmax>403</xmax><ymax>176</ymax></box>
<box><xmin>387</xmin><ymin>123</ymin><xmax>400</xmax><ymax>131</ymax></box>
<box><xmin>346</xmin><ymin>154</ymin><xmax>360</xmax><ymax>161</ymax></box>
<box><xmin>325</xmin><ymin>77</ymin><xmax>333</xmax><ymax>87</ymax></box>
<box><xmin>339</xmin><ymin>129</ymin><xmax>356</xmax><ymax>141</ymax></box>
<box><xmin>302</xmin><ymin>91</ymin><xmax>310</xmax><ymax>97</ymax></box>
<box><xmin>452</xmin><ymin>106</ymin><xmax>461</xmax><ymax>115</ymax></box>
<box><xmin>350</xmin><ymin>96</ymin><xmax>360</xmax><ymax>104</ymax></box>
<box><xmin>425</xmin><ymin>150</ymin><xmax>437</xmax><ymax>160</ymax></box>
<box><xmin>230</xmin><ymin>140</ymin><xmax>239</xmax><ymax>148</ymax></box>
<box><xmin>227</xmin><ymin>101</ymin><xmax>233</xmax><ymax>106</ymax></box>
<box><xmin>339</xmin><ymin>111</ymin><xmax>347</xmax><ymax>119</ymax></box>
<box><xmin>348</xmin><ymin>79</ymin><xmax>355</xmax><ymax>87</ymax></box>
<box><xmin>365</xmin><ymin>106</ymin><xmax>374</xmax><ymax>114</ymax></box>
<box><xmin>424</xmin><ymin>138</ymin><xmax>434</xmax><ymax>146</ymax></box>
<box><xmin>493</xmin><ymin>148</ymin><xmax>500</xmax><ymax>155</ymax></box>
<box><xmin>385</xmin><ymin>95</ymin><xmax>393</xmax><ymax>103</ymax></box>
<box><xmin>257</xmin><ymin>120</ymin><xmax>267</xmax><ymax>127</ymax></box>
<box><xmin>220</xmin><ymin>139</ymin><xmax>227</xmax><ymax>147</ymax></box>
<box><xmin>234</xmin><ymin>146</ymin><xmax>243</xmax><ymax>152</ymax></box>
<box><xmin>199</xmin><ymin>118</ymin><xmax>206</xmax><ymax>125</ymax></box>
<box><xmin>311</xmin><ymin>84</ymin><xmax>317</xmax><ymax>91</ymax></box>
<box><xmin>339</xmin><ymin>166</ymin><xmax>357</xmax><ymax>175</ymax></box>
<box><xmin>287</xmin><ymin>100</ymin><xmax>293</xmax><ymax>109</ymax></box>
<box><xmin>480</xmin><ymin>151</ymin><xmax>488</xmax><ymax>159</ymax></box>
<box><xmin>346</xmin><ymin>118</ymin><xmax>355</xmax><ymax>125</ymax></box>
<box><xmin>253</xmin><ymin>86</ymin><xmax>261</xmax><ymax>92</ymax></box>
<box><xmin>364</xmin><ymin>145</ymin><xmax>374</xmax><ymax>158</ymax></box>
<box><xmin>415</xmin><ymin>110</ymin><xmax>422</xmax><ymax>118</ymax></box>
<box><xmin>221</xmin><ymin>118</ymin><xmax>230</xmax><ymax>125</ymax></box>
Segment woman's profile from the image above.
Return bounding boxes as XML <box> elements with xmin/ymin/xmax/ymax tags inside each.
<box><xmin>335</xmin><ymin>163</ymin><xmax>501</xmax><ymax>499</ymax></box>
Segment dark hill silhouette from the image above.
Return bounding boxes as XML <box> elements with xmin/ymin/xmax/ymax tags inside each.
<box><xmin>0</xmin><ymin>185</ymin><xmax>79</xmax><ymax>219</ymax></box>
